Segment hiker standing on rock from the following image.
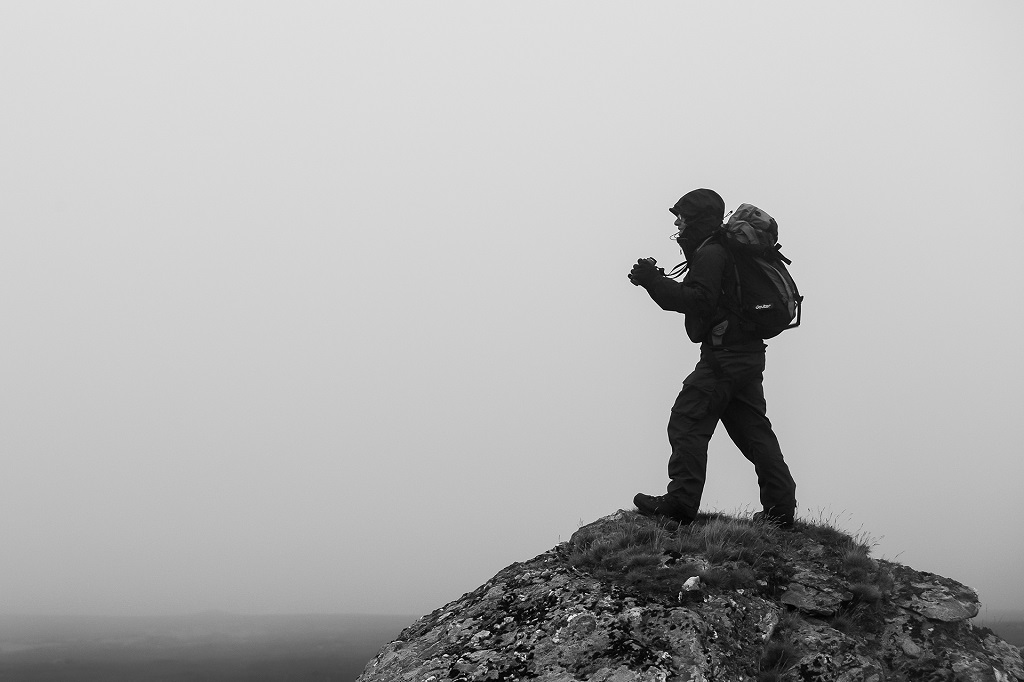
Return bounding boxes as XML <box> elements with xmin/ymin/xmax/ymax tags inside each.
<box><xmin>628</xmin><ymin>188</ymin><xmax>798</xmax><ymax>528</ymax></box>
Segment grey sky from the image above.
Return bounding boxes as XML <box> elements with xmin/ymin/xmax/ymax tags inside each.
<box><xmin>1</xmin><ymin>2</ymin><xmax>1022</xmax><ymax>617</ymax></box>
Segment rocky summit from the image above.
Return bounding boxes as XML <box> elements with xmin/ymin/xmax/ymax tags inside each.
<box><xmin>357</xmin><ymin>510</ymin><xmax>1023</xmax><ymax>682</ymax></box>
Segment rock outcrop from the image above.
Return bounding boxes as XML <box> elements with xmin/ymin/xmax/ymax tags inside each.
<box><xmin>357</xmin><ymin>510</ymin><xmax>1023</xmax><ymax>681</ymax></box>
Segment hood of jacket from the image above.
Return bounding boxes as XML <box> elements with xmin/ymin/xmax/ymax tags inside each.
<box><xmin>671</xmin><ymin>188</ymin><xmax>725</xmax><ymax>259</ymax></box>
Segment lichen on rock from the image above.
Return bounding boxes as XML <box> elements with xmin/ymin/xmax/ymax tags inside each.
<box><xmin>357</xmin><ymin>510</ymin><xmax>1023</xmax><ymax>682</ymax></box>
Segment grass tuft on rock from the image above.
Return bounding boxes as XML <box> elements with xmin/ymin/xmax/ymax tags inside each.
<box><xmin>757</xmin><ymin>640</ymin><xmax>800</xmax><ymax>681</ymax></box>
<box><xmin>566</xmin><ymin>511</ymin><xmax>798</xmax><ymax>600</ymax></box>
<box><xmin>566</xmin><ymin>508</ymin><xmax>892</xmax><ymax>610</ymax></box>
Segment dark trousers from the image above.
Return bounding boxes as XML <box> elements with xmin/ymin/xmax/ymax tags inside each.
<box><xmin>665</xmin><ymin>348</ymin><xmax>796</xmax><ymax>518</ymax></box>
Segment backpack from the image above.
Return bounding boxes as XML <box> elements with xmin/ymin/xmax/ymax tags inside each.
<box><xmin>716</xmin><ymin>204</ymin><xmax>803</xmax><ymax>338</ymax></box>
<box><xmin>667</xmin><ymin>203</ymin><xmax>803</xmax><ymax>339</ymax></box>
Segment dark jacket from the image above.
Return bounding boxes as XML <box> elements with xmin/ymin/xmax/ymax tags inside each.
<box><xmin>649</xmin><ymin>188</ymin><xmax>763</xmax><ymax>349</ymax></box>
<box><xmin>643</xmin><ymin>243</ymin><xmax>762</xmax><ymax>349</ymax></box>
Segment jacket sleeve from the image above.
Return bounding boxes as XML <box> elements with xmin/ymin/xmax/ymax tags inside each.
<box><xmin>641</xmin><ymin>245</ymin><xmax>726</xmax><ymax>317</ymax></box>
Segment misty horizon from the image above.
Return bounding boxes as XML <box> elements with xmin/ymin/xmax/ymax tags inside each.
<box><xmin>1</xmin><ymin>1</ymin><xmax>1021</xmax><ymax>622</ymax></box>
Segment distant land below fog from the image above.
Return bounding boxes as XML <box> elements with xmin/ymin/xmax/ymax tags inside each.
<box><xmin>0</xmin><ymin>612</ymin><xmax>416</xmax><ymax>682</ymax></box>
<box><xmin>0</xmin><ymin>610</ymin><xmax>1019</xmax><ymax>681</ymax></box>
<box><xmin>977</xmin><ymin>609</ymin><xmax>1024</xmax><ymax>649</ymax></box>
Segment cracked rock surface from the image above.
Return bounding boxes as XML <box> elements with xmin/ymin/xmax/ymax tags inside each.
<box><xmin>357</xmin><ymin>511</ymin><xmax>1023</xmax><ymax>682</ymax></box>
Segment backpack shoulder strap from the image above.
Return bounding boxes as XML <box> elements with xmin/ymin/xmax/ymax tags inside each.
<box><xmin>663</xmin><ymin>234</ymin><xmax>721</xmax><ymax>279</ymax></box>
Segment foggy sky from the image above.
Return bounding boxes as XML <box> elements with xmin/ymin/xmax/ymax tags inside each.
<box><xmin>1</xmin><ymin>1</ymin><xmax>1022</xmax><ymax>618</ymax></box>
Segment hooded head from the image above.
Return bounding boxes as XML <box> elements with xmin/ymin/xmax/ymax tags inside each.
<box><xmin>670</xmin><ymin>188</ymin><xmax>725</xmax><ymax>258</ymax></box>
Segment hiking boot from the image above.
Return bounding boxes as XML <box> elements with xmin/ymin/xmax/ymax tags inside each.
<box><xmin>633</xmin><ymin>493</ymin><xmax>696</xmax><ymax>524</ymax></box>
<box><xmin>752</xmin><ymin>510</ymin><xmax>795</xmax><ymax>530</ymax></box>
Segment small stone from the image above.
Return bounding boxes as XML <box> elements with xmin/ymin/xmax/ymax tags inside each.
<box><xmin>901</xmin><ymin>638</ymin><xmax>923</xmax><ymax>658</ymax></box>
<box><xmin>780</xmin><ymin>582</ymin><xmax>845</xmax><ymax>616</ymax></box>
<box><xmin>640</xmin><ymin>668</ymin><xmax>669</xmax><ymax>682</ymax></box>
<box><xmin>758</xmin><ymin>610</ymin><xmax>780</xmax><ymax>642</ymax></box>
